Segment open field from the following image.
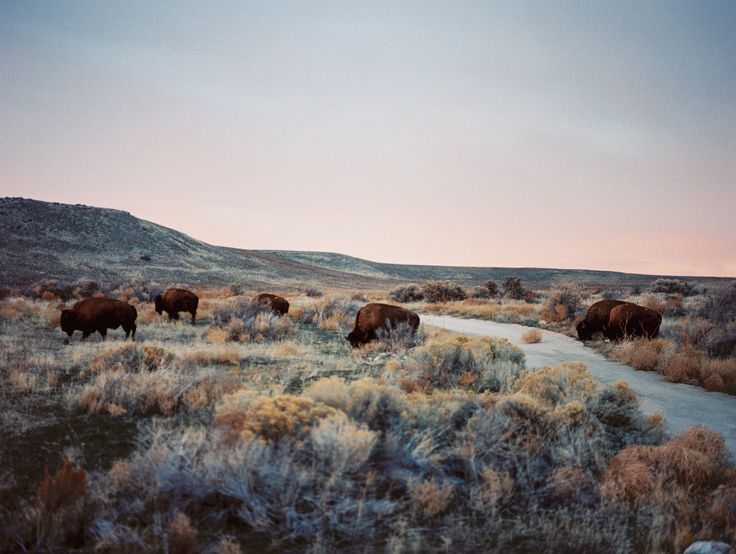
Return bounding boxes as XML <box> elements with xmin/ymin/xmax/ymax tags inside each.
<box><xmin>1</xmin><ymin>288</ymin><xmax>735</xmax><ymax>553</ymax></box>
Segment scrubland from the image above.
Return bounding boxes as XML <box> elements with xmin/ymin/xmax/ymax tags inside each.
<box><xmin>393</xmin><ymin>279</ymin><xmax>736</xmax><ymax>397</ymax></box>
<box><xmin>1</xmin><ymin>283</ymin><xmax>735</xmax><ymax>553</ymax></box>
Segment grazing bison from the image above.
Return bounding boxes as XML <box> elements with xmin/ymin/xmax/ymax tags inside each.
<box><xmin>605</xmin><ymin>303</ymin><xmax>662</xmax><ymax>340</ymax></box>
<box><xmin>346</xmin><ymin>303</ymin><xmax>420</xmax><ymax>348</ymax></box>
<box><xmin>252</xmin><ymin>293</ymin><xmax>289</xmax><ymax>316</ymax></box>
<box><xmin>576</xmin><ymin>299</ymin><xmax>629</xmax><ymax>340</ymax></box>
<box><xmin>154</xmin><ymin>288</ymin><xmax>199</xmax><ymax>324</ymax></box>
<box><xmin>60</xmin><ymin>297</ymin><xmax>137</xmax><ymax>341</ymax></box>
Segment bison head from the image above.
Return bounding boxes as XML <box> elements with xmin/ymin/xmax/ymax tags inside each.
<box><xmin>345</xmin><ymin>330</ymin><xmax>363</xmax><ymax>348</ymax></box>
<box><xmin>576</xmin><ymin>320</ymin><xmax>593</xmax><ymax>341</ymax></box>
<box><xmin>153</xmin><ymin>294</ymin><xmax>163</xmax><ymax>314</ymax></box>
<box><xmin>59</xmin><ymin>309</ymin><xmax>76</xmax><ymax>337</ymax></box>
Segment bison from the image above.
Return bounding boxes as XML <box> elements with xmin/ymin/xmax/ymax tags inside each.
<box><xmin>605</xmin><ymin>303</ymin><xmax>662</xmax><ymax>340</ymax></box>
<box><xmin>60</xmin><ymin>297</ymin><xmax>137</xmax><ymax>341</ymax></box>
<box><xmin>576</xmin><ymin>299</ymin><xmax>629</xmax><ymax>340</ymax></box>
<box><xmin>154</xmin><ymin>288</ymin><xmax>199</xmax><ymax>324</ymax></box>
<box><xmin>346</xmin><ymin>303</ymin><xmax>420</xmax><ymax>348</ymax></box>
<box><xmin>252</xmin><ymin>293</ymin><xmax>289</xmax><ymax>316</ymax></box>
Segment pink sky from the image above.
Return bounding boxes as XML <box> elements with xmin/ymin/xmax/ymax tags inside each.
<box><xmin>1</xmin><ymin>2</ymin><xmax>735</xmax><ymax>277</ymax></box>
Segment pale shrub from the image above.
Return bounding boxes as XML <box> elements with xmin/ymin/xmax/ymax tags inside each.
<box><xmin>310</xmin><ymin>412</ymin><xmax>377</xmax><ymax>472</ymax></box>
<box><xmin>513</xmin><ymin>362</ymin><xmax>598</xmax><ymax>408</ymax></box>
<box><xmin>305</xmin><ymin>377</ymin><xmax>406</xmax><ymax>432</ymax></box>
<box><xmin>77</xmin><ymin>367</ymin><xmax>239</xmax><ymax>416</ymax></box>
<box><xmin>292</xmin><ymin>295</ymin><xmax>359</xmax><ymax>330</ymax></box>
<box><xmin>521</xmin><ymin>328</ymin><xmax>543</xmax><ymax>344</ymax></box>
<box><xmin>90</xmin><ymin>343</ymin><xmax>175</xmax><ymax>372</ymax></box>
<box><xmin>212</xmin><ymin>299</ymin><xmax>293</xmax><ymax>342</ymax></box>
<box><xmin>404</xmin><ymin>335</ymin><xmax>525</xmax><ymax>393</ymax></box>
<box><xmin>214</xmin><ymin>394</ymin><xmax>337</xmax><ymax>444</ymax></box>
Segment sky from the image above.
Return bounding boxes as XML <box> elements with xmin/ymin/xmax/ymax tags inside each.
<box><xmin>1</xmin><ymin>1</ymin><xmax>735</xmax><ymax>277</ymax></box>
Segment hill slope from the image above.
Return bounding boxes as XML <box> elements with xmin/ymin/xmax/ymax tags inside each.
<box><xmin>0</xmin><ymin>197</ymin><xmax>729</xmax><ymax>291</ymax></box>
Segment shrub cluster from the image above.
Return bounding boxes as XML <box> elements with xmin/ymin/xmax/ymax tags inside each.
<box><xmin>699</xmin><ymin>282</ymin><xmax>736</xmax><ymax>326</ymax></box>
<box><xmin>471</xmin><ymin>286</ymin><xmax>491</xmax><ymax>299</ymax></box>
<box><xmin>389</xmin><ymin>284</ymin><xmax>425</xmax><ymax>303</ymax></box>
<box><xmin>369</xmin><ymin>321</ymin><xmax>426</xmax><ymax>353</ymax></box>
<box><xmin>484</xmin><ymin>280</ymin><xmax>499</xmax><ymax>297</ymax></box>
<box><xmin>611</xmin><ymin>338</ymin><xmax>736</xmax><ymax>394</ymax></box>
<box><xmin>291</xmin><ymin>296</ymin><xmax>359</xmax><ymax>331</ymax></box>
<box><xmin>502</xmin><ymin>277</ymin><xmax>527</xmax><ymax>300</ymax></box>
<box><xmin>601</xmin><ymin>425</ymin><xmax>733</xmax><ymax>552</ymax></box>
<box><xmin>421</xmin><ymin>280</ymin><xmax>467</xmax><ymax>303</ymax></box>
<box><xmin>23</xmin><ymin>277</ymin><xmax>159</xmax><ymax>302</ymax></box>
<box><xmin>651</xmin><ymin>278</ymin><xmax>692</xmax><ymax>296</ymax></box>
<box><xmin>640</xmin><ymin>293</ymin><xmax>686</xmax><ymax>317</ymax></box>
<box><xmin>401</xmin><ymin>335</ymin><xmax>525</xmax><ymax>393</ymax></box>
<box><xmin>211</xmin><ymin>298</ymin><xmax>293</xmax><ymax>342</ymax></box>
<box><xmin>540</xmin><ymin>283</ymin><xmax>581</xmax><ymax>322</ymax></box>
<box><xmin>49</xmin><ymin>363</ymin><xmax>704</xmax><ymax>553</ymax></box>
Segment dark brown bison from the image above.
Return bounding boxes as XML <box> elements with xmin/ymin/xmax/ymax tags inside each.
<box><xmin>252</xmin><ymin>293</ymin><xmax>289</xmax><ymax>316</ymax></box>
<box><xmin>346</xmin><ymin>303</ymin><xmax>420</xmax><ymax>347</ymax></box>
<box><xmin>154</xmin><ymin>288</ymin><xmax>199</xmax><ymax>324</ymax></box>
<box><xmin>605</xmin><ymin>303</ymin><xmax>662</xmax><ymax>340</ymax></box>
<box><xmin>60</xmin><ymin>297</ymin><xmax>137</xmax><ymax>341</ymax></box>
<box><xmin>576</xmin><ymin>299</ymin><xmax>629</xmax><ymax>340</ymax></box>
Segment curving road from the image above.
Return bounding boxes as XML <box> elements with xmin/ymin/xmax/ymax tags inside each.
<box><xmin>421</xmin><ymin>313</ymin><xmax>736</xmax><ymax>454</ymax></box>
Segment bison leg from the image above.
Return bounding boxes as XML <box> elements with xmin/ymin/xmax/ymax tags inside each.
<box><xmin>81</xmin><ymin>330</ymin><xmax>91</xmax><ymax>341</ymax></box>
<box><xmin>98</xmin><ymin>328</ymin><xmax>107</xmax><ymax>341</ymax></box>
<box><xmin>130</xmin><ymin>323</ymin><xmax>137</xmax><ymax>341</ymax></box>
<box><xmin>190</xmin><ymin>310</ymin><xmax>196</xmax><ymax>325</ymax></box>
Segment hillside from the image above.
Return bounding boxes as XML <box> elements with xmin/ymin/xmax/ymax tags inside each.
<box><xmin>0</xmin><ymin>197</ymin><xmax>729</xmax><ymax>292</ymax></box>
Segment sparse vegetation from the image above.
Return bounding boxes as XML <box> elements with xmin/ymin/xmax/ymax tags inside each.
<box><xmin>0</xmin><ymin>284</ymin><xmax>735</xmax><ymax>552</ymax></box>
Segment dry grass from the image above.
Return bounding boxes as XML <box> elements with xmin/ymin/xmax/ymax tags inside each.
<box><xmin>421</xmin><ymin>299</ymin><xmax>540</xmax><ymax>325</ymax></box>
<box><xmin>410</xmin><ymin>478</ymin><xmax>454</xmax><ymax>517</ymax></box>
<box><xmin>600</xmin><ymin>425</ymin><xmax>733</xmax><ymax>551</ymax></box>
<box><xmin>2</xmin><ymin>287</ymin><xmax>735</xmax><ymax>552</ymax></box>
<box><xmin>521</xmin><ymin>328</ymin><xmax>543</xmax><ymax>344</ymax></box>
<box><xmin>609</xmin><ymin>337</ymin><xmax>736</xmax><ymax>394</ymax></box>
<box><xmin>610</xmin><ymin>338</ymin><xmax>671</xmax><ymax>372</ymax></box>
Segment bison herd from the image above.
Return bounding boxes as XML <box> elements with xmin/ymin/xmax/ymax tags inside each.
<box><xmin>58</xmin><ymin>288</ymin><xmax>422</xmax><ymax>348</ymax></box>
<box><xmin>58</xmin><ymin>287</ymin><xmax>661</xmax><ymax>347</ymax></box>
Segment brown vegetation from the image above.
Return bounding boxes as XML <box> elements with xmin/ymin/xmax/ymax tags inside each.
<box><xmin>0</xmin><ymin>286</ymin><xmax>734</xmax><ymax>552</ymax></box>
